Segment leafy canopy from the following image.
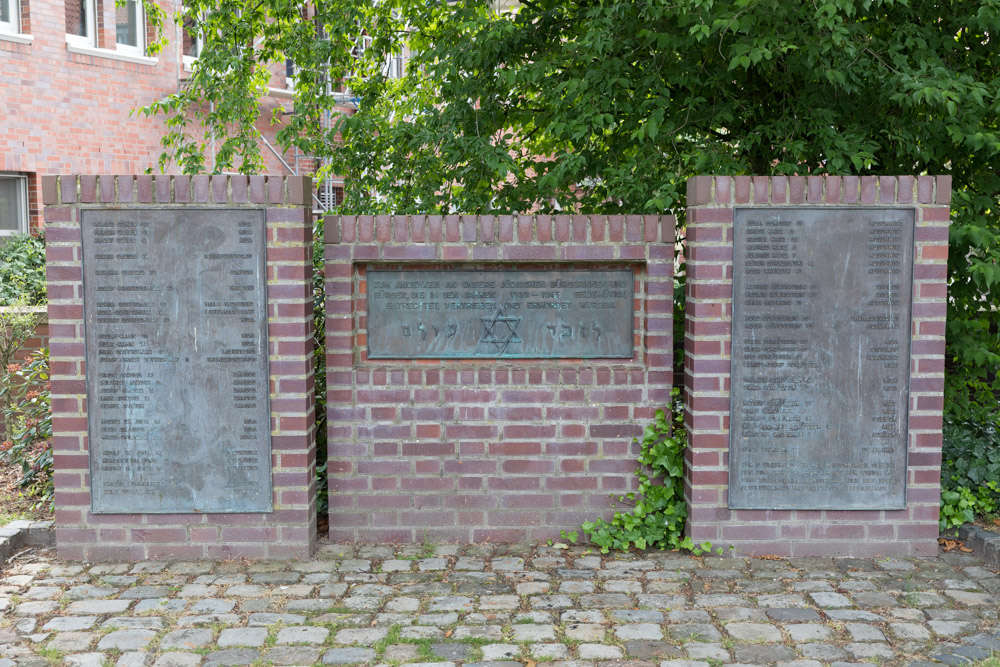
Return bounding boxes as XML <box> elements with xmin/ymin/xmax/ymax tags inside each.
<box><xmin>143</xmin><ymin>0</ymin><xmax>1000</xmax><ymax>420</ymax></box>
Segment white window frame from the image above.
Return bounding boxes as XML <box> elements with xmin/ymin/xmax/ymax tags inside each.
<box><xmin>0</xmin><ymin>173</ymin><xmax>29</xmax><ymax>237</ymax></box>
<box><xmin>384</xmin><ymin>52</ymin><xmax>405</xmax><ymax>80</ymax></box>
<box><xmin>181</xmin><ymin>10</ymin><xmax>205</xmax><ymax>71</ymax></box>
<box><xmin>0</xmin><ymin>0</ymin><xmax>19</xmax><ymax>34</ymax></box>
<box><xmin>65</xmin><ymin>0</ymin><xmax>96</xmax><ymax>47</ymax></box>
<box><xmin>115</xmin><ymin>0</ymin><xmax>144</xmax><ymax>56</ymax></box>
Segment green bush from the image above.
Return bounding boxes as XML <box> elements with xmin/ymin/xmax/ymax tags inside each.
<box><xmin>940</xmin><ymin>420</ymin><xmax>1000</xmax><ymax>532</ymax></box>
<box><xmin>0</xmin><ymin>349</ymin><xmax>53</xmax><ymax>510</ymax></box>
<box><xmin>564</xmin><ymin>388</ymin><xmax>713</xmax><ymax>554</ymax></box>
<box><xmin>0</xmin><ymin>233</ymin><xmax>46</xmax><ymax>307</ymax></box>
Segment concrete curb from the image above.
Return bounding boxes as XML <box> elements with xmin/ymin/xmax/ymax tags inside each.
<box><xmin>958</xmin><ymin>523</ymin><xmax>1000</xmax><ymax>568</ymax></box>
<box><xmin>0</xmin><ymin>520</ymin><xmax>54</xmax><ymax>566</ymax></box>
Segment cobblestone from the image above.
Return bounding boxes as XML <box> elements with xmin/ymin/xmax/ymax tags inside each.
<box><xmin>216</xmin><ymin>627</ymin><xmax>268</xmax><ymax>648</ymax></box>
<box><xmin>96</xmin><ymin>629</ymin><xmax>157</xmax><ymax>651</ymax></box>
<box><xmin>0</xmin><ymin>541</ymin><xmax>996</xmax><ymax>666</ymax></box>
<box><xmin>160</xmin><ymin>628</ymin><xmax>214</xmax><ymax>650</ymax></box>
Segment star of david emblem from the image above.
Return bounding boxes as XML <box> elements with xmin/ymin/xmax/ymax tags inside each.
<box><xmin>480</xmin><ymin>309</ymin><xmax>522</xmax><ymax>355</ymax></box>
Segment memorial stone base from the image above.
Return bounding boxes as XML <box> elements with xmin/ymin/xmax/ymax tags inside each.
<box><xmin>684</xmin><ymin>175</ymin><xmax>951</xmax><ymax>557</ymax></box>
<box><xmin>46</xmin><ymin>174</ymin><xmax>316</xmax><ymax>560</ymax></box>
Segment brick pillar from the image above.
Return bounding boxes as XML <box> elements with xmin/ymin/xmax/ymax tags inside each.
<box><xmin>45</xmin><ymin>174</ymin><xmax>316</xmax><ymax>560</ymax></box>
<box><xmin>684</xmin><ymin>175</ymin><xmax>950</xmax><ymax>557</ymax></box>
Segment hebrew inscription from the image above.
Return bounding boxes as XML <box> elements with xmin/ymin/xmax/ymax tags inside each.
<box><xmin>82</xmin><ymin>209</ymin><xmax>272</xmax><ymax>514</ymax></box>
<box><xmin>729</xmin><ymin>208</ymin><xmax>914</xmax><ymax>510</ymax></box>
<box><xmin>366</xmin><ymin>269</ymin><xmax>634</xmax><ymax>358</ymax></box>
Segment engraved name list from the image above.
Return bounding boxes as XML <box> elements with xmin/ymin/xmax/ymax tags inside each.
<box><xmin>728</xmin><ymin>208</ymin><xmax>914</xmax><ymax>510</ymax></box>
<box><xmin>82</xmin><ymin>209</ymin><xmax>272</xmax><ymax>514</ymax></box>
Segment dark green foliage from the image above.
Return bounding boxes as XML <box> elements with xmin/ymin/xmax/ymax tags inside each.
<box><xmin>944</xmin><ymin>420</ymin><xmax>1000</xmax><ymax>491</ymax></box>
<box><xmin>0</xmin><ymin>349</ymin><xmax>53</xmax><ymax>510</ymax></box>
<box><xmin>0</xmin><ymin>234</ymin><xmax>46</xmax><ymax>307</ymax></box>
<box><xmin>142</xmin><ymin>0</ymin><xmax>999</xmax><ymax>423</ymax></box>
<box><xmin>940</xmin><ymin>419</ymin><xmax>1000</xmax><ymax>531</ymax></box>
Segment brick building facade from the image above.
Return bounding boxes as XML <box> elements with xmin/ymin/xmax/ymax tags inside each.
<box><xmin>0</xmin><ymin>0</ymin><xmax>345</xmax><ymax>235</ymax></box>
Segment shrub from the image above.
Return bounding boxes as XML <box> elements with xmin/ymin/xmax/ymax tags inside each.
<box><xmin>0</xmin><ymin>233</ymin><xmax>46</xmax><ymax>307</ymax></box>
<box><xmin>940</xmin><ymin>419</ymin><xmax>1000</xmax><ymax>532</ymax></box>
<box><xmin>0</xmin><ymin>304</ymin><xmax>45</xmax><ymax>445</ymax></box>
<box><xmin>0</xmin><ymin>349</ymin><xmax>53</xmax><ymax>510</ymax></box>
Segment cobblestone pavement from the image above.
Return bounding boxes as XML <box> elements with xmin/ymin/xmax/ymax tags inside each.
<box><xmin>1</xmin><ymin>541</ymin><xmax>998</xmax><ymax>667</ymax></box>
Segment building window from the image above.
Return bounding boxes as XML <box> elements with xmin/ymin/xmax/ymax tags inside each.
<box><xmin>66</xmin><ymin>0</ymin><xmax>95</xmax><ymax>46</ymax></box>
<box><xmin>315</xmin><ymin>182</ymin><xmax>344</xmax><ymax>211</ymax></box>
<box><xmin>116</xmin><ymin>0</ymin><xmax>143</xmax><ymax>54</ymax></box>
<box><xmin>181</xmin><ymin>3</ymin><xmax>205</xmax><ymax>69</ymax></box>
<box><xmin>0</xmin><ymin>0</ymin><xmax>19</xmax><ymax>33</ymax></box>
<box><xmin>182</xmin><ymin>15</ymin><xmax>201</xmax><ymax>62</ymax></box>
<box><xmin>0</xmin><ymin>174</ymin><xmax>28</xmax><ymax>237</ymax></box>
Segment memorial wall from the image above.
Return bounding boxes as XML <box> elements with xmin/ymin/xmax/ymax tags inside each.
<box><xmin>324</xmin><ymin>214</ymin><xmax>674</xmax><ymax>543</ymax></box>
<box><xmin>47</xmin><ymin>175</ymin><xmax>316</xmax><ymax>560</ymax></box>
<box><xmin>684</xmin><ymin>175</ymin><xmax>951</xmax><ymax>557</ymax></box>
<box><xmin>44</xmin><ymin>173</ymin><xmax>950</xmax><ymax>557</ymax></box>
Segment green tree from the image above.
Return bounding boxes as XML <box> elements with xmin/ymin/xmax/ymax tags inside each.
<box><xmin>143</xmin><ymin>0</ymin><xmax>1000</xmax><ymax>421</ymax></box>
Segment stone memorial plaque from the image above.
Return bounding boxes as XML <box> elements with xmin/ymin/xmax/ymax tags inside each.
<box><xmin>82</xmin><ymin>208</ymin><xmax>272</xmax><ymax>514</ymax></box>
<box><xmin>366</xmin><ymin>268</ymin><xmax>634</xmax><ymax>358</ymax></box>
<box><xmin>729</xmin><ymin>208</ymin><xmax>914</xmax><ymax>510</ymax></box>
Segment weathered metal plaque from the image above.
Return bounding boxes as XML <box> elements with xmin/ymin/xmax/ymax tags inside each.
<box><xmin>729</xmin><ymin>208</ymin><xmax>914</xmax><ymax>510</ymax></box>
<box><xmin>366</xmin><ymin>269</ymin><xmax>634</xmax><ymax>358</ymax></box>
<box><xmin>82</xmin><ymin>208</ymin><xmax>272</xmax><ymax>514</ymax></box>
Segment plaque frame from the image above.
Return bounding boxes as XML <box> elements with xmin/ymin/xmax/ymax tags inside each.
<box><xmin>364</xmin><ymin>267</ymin><xmax>636</xmax><ymax>360</ymax></box>
<box><xmin>81</xmin><ymin>207</ymin><xmax>274</xmax><ymax>514</ymax></box>
<box><xmin>727</xmin><ymin>206</ymin><xmax>915</xmax><ymax>511</ymax></box>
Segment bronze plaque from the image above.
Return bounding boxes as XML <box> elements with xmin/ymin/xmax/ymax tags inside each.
<box><xmin>82</xmin><ymin>208</ymin><xmax>272</xmax><ymax>514</ymax></box>
<box><xmin>729</xmin><ymin>208</ymin><xmax>914</xmax><ymax>510</ymax></box>
<box><xmin>366</xmin><ymin>269</ymin><xmax>634</xmax><ymax>358</ymax></box>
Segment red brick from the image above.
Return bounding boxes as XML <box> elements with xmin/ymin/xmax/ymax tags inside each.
<box><xmin>734</xmin><ymin>176</ymin><xmax>751</xmax><ymax>203</ymax></box>
<box><xmin>721</xmin><ymin>525</ymin><xmax>779</xmax><ymax>540</ymax></box>
<box><xmin>789</xmin><ymin>175</ymin><xmax>805</xmax><ymax>203</ymax></box>
<box><xmin>807</xmin><ymin>175</ymin><xmax>823</xmax><ymax>203</ymax></box>
<box><xmin>936</xmin><ymin>175</ymin><xmax>952</xmax><ymax>203</ymax></box>
<box><xmin>824</xmin><ymin>175</ymin><xmax>841</xmax><ymax>203</ymax></box>
<box><xmin>490</xmin><ymin>441</ymin><xmax>542</xmax><ymax>456</ymax></box>
<box><xmin>383</xmin><ymin>246</ymin><xmax>436</xmax><ymax>261</ymax></box>
<box><xmin>860</xmin><ymin>175</ymin><xmax>877</xmax><ymax>203</ymax></box>
<box><xmin>503</xmin><ymin>246</ymin><xmax>556</xmax><ymax>260</ymax></box>
<box><xmin>748</xmin><ymin>176</ymin><xmax>766</xmax><ymax>203</ymax></box>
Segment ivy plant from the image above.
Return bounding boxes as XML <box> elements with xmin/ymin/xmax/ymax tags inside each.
<box><xmin>563</xmin><ymin>388</ymin><xmax>712</xmax><ymax>554</ymax></box>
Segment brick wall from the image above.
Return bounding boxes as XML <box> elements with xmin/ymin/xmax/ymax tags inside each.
<box><xmin>324</xmin><ymin>214</ymin><xmax>674</xmax><ymax>543</ymax></box>
<box><xmin>46</xmin><ymin>174</ymin><xmax>316</xmax><ymax>560</ymax></box>
<box><xmin>684</xmin><ymin>175</ymin><xmax>950</xmax><ymax>557</ymax></box>
<box><xmin>0</xmin><ymin>0</ymin><xmax>340</xmax><ymax>230</ymax></box>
